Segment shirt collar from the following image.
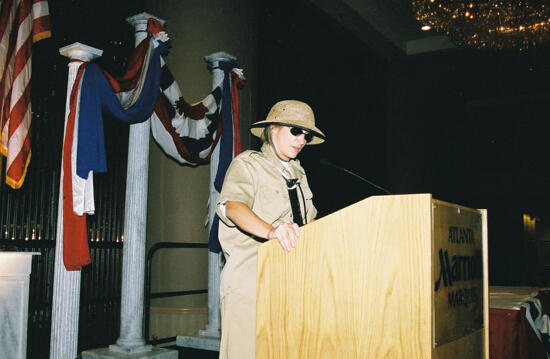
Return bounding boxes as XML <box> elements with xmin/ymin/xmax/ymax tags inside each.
<box><xmin>261</xmin><ymin>142</ymin><xmax>305</xmax><ymax>179</ymax></box>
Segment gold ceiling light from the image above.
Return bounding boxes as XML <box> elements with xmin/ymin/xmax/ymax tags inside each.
<box><xmin>411</xmin><ymin>1</ymin><xmax>550</xmax><ymax>50</ymax></box>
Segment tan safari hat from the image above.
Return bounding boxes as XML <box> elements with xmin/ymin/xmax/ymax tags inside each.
<box><xmin>250</xmin><ymin>100</ymin><xmax>326</xmax><ymax>145</ymax></box>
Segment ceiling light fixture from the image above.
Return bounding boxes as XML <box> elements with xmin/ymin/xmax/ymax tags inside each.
<box><xmin>411</xmin><ymin>1</ymin><xmax>550</xmax><ymax>50</ymax></box>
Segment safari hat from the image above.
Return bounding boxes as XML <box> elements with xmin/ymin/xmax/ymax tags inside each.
<box><xmin>250</xmin><ymin>100</ymin><xmax>326</xmax><ymax>145</ymax></box>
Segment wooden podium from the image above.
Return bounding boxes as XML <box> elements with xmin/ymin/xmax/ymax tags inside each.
<box><xmin>256</xmin><ymin>194</ymin><xmax>488</xmax><ymax>359</ymax></box>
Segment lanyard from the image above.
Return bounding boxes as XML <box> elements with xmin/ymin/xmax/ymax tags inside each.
<box><xmin>275</xmin><ymin>167</ymin><xmax>307</xmax><ymax>226</ymax></box>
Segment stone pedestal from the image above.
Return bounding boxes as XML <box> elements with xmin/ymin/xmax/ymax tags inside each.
<box><xmin>82</xmin><ymin>347</ymin><xmax>176</xmax><ymax>359</ymax></box>
<box><xmin>0</xmin><ymin>252</ymin><xmax>40</xmax><ymax>359</ymax></box>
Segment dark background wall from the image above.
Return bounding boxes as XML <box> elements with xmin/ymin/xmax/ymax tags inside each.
<box><xmin>257</xmin><ymin>0</ymin><xmax>550</xmax><ymax>286</ymax></box>
<box><xmin>385</xmin><ymin>49</ymin><xmax>550</xmax><ymax>285</ymax></box>
<box><xmin>257</xmin><ymin>1</ymin><xmax>387</xmax><ymax>217</ymax></box>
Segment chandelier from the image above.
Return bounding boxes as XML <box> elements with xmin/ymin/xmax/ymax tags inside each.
<box><xmin>411</xmin><ymin>1</ymin><xmax>550</xmax><ymax>50</ymax></box>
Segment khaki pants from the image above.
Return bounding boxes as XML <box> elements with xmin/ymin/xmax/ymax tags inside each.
<box><xmin>219</xmin><ymin>292</ymin><xmax>256</xmax><ymax>359</ymax></box>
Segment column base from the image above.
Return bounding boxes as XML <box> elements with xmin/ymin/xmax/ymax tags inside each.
<box><xmin>198</xmin><ymin>323</ymin><xmax>221</xmax><ymax>338</ymax></box>
<box><xmin>177</xmin><ymin>334</ymin><xmax>220</xmax><ymax>352</ymax></box>
<box><xmin>82</xmin><ymin>347</ymin><xmax>177</xmax><ymax>359</ymax></box>
<box><xmin>109</xmin><ymin>343</ymin><xmax>152</xmax><ymax>354</ymax></box>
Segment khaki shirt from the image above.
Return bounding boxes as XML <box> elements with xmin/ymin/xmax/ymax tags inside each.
<box><xmin>216</xmin><ymin>143</ymin><xmax>317</xmax><ymax>300</ymax></box>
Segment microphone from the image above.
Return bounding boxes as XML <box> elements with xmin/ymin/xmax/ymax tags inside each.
<box><xmin>318</xmin><ymin>158</ymin><xmax>392</xmax><ymax>195</ymax></box>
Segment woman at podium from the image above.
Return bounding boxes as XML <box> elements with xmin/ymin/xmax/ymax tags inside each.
<box><xmin>215</xmin><ymin>100</ymin><xmax>326</xmax><ymax>359</ymax></box>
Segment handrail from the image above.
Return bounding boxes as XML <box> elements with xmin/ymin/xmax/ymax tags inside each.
<box><xmin>144</xmin><ymin>241</ymin><xmax>209</xmax><ymax>344</ymax></box>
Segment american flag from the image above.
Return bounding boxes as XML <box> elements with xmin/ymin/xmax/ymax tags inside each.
<box><xmin>0</xmin><ymin>0</ymin><xmax>51</xmax><ymax>189</ymax></box>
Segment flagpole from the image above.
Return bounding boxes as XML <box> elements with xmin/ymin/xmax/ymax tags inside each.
<box><xmin>50</xmin><ymin>42</ymin><xmax>103</xmax><ymax>359</ymax></box>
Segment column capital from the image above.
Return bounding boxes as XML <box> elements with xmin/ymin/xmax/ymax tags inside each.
<box><xmin>126</xmin><ymin>12</ymin><xmax>165</xmax><ymax>32</ymax></box>
<box><xmin>204</xmin><ymin>52</ymin><xmax>237</xmax><ymax>68</ymax></box>
<box><xmin>59</xmin><ymin>42</ymin><xmax>102</xmax><ymax>62</ymax></box>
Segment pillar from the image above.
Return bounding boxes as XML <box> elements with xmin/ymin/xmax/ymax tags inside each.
<box><xmin>82</xmin><ymin>12</ymin><xmax>176</xmax><ymax>359</ymax></box>
<box><xmin>177</xmin><ymin>51</ymin><xmax>236</xmax><ymax>352</ymax></box>
<box><xmin>50</xmin><ymin>42</ymin><xmax>103</xmax><ymax>359</ymax></box>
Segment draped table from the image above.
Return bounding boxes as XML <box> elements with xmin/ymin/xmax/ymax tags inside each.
<box><xmin>489</xmin><ymin>286</ymin><xmax>550</xmax><ymax>359</ymax></box>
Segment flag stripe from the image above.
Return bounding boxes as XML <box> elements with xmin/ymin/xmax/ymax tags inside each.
<box><xmin>1</xmin><ymin>86</ymin><xmax>12</xmax><ymax>141</ymax></box>
<box><xmin>6</xmin><ymin>87</ymin><xmax>30</xmax><ymax>162</ymax></box>
<box><xmin>10</xmin><ymin>46</ymin><xmax>31</xmax><ymax>114</ymax></box>
<box><xmin>12</xmin><ymin>24</ymin><xmax>31</xmax><ymax>83</ymax></box>
<box><xmin>5</xmin><ymin>127</ymin><xmax>29</xmax><ymax>187</ymax></box>
<box><xmin>0</xmin><ymin>0</ymin><xmax>50</xmax><ymax>189</ymax></box>
<box><xmin>31</xmin><ymin>0</ymin><xmax>48</xmax><ymax>19</ymax></box>
<box><xmin>31</xmin><ymin>1</ymin><xmax>50</xmax><ymax>42</ymax></box>
<box><xmin>31</xmin><ymin>0</ymin><xmax>51</xmax><ymax>42</ymax></box>
<box><xmin>0</xmin><ymin>11</ymin><xmax>17</xmax><ymax>119</ymax></box>
<box><xmin>0</xmin><ymin>0</ymin><xmax>18</xmax><ymax>68</ymax></box>
<box><xmin>5</xmin><ymin>0</ymin><xmax>31</xmax><ymax>186</ymax></box>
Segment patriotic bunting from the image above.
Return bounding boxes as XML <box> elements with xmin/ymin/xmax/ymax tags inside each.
<box><xmin>0</xmin><ymin>0</ymin><xmax>51</xmax><ymax>189</ymax></box>
<box><xmin>62</xmin><ymin>18</ymin><xmax>245</xmax><ymax>269</ymax></box>
<box><xmin>207</xmin><ymin>61</ymin><xmax>245</xmax><ymax>253</ymax></box>
<box><xmin>62</xmin><ymin>21</ymin><xmax>168</xmax><ymax>270</ymax></box>
<box><xmin>150</xmin><ymin>59</ymin><xmax>244</xmax><ymax>166</ymax></box>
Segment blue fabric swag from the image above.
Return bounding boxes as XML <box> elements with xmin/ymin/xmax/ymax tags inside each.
<box><xmin>76</xmin><ymin>42</ymin><xmax>167</xmax><ymax>179</ymax></box>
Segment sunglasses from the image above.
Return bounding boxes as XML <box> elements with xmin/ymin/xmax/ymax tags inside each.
<box><xmin>289</xmin><ymin>127</ymin><xmax>314</xmax><ymax>143</ymax></box>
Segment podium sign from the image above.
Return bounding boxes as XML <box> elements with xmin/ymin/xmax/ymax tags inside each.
<box><xmin>432</xmin><ymin>201</ymin><xmax>484</xmax><ymax>347</ymax></box>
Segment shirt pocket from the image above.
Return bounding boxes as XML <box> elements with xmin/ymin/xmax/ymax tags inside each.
<box><xmin>256</xmin><ymin>185</ymin><xmax>291</xmax><ymax>225</ymax></box>
<box><xmin>300</xmin><ymin>184</ymin><xmax>313</xmax><ymax>201</ymax></box>
<box><xmin>298</xmin><ymin>183</ymin><xmax>316</xmax><ymax>221</ymax></box>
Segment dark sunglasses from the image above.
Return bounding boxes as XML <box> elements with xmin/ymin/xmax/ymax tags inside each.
<box><xmin>289</xmin><ymin>127</ymin><xmax>314</xmax><ymax>143</ymax></box>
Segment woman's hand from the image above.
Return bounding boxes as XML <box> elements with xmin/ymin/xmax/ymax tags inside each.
<box><xmin>267</xmin><ymin>223</ymin><xmax>300</xmax><ymax>252</ymax></box>
<box><xmin>224</xmin><ymin>201</ymin><xmax>300</xmax><ymax>252</ymax></box>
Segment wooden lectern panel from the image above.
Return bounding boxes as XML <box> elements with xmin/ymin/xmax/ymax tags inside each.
<box><xmin>256</xmin><ymin>194</ymin><xmax>488</xmax><ymax>359</ymax></box>
<box><xmin>257</xmin><ymin>194</ymin><xmax>433</xmax><ymax>358</ymax></box>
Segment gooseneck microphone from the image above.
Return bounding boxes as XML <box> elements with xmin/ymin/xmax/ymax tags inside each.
<box><xmin>319</xmin><ymin>158</ymin><xmax>392</xmax><ymax>195</ymax></box>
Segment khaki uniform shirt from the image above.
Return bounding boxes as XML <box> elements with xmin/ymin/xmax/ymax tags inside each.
<box><xmin>216</xmin><ymin>143</ymin><xmax>317</xmax><ymax>300</ymax></box>
<box><xmin>216</xmin><ymin>143</ymin><xmax>317</xmax><ymax>359</ymax></box>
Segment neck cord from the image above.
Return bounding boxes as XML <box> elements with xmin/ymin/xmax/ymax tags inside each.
<box><xmin>298</xmin><ymin>182</ymin><xmax>308</xmax><ymax>225</ymax></box>
<box><xmin>270</xmin><ymin>142</ymin><xmax>289</xmax><ymax>163</ymax></box>
<box><xmin>275</xmin><ymin>166</ymin><xmax>308</xmax><ymax>225</ymax></box>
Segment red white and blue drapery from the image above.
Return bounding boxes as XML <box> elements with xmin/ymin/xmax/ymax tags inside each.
<box><xmin>153</xmin><ymin>57</ymin><xmax>244</xmax><ymax>254</ymax></box>
<box><xmin>62</xmin><ymin>18</ymin><xmax>244</xmax><ymax>270</ymax></box>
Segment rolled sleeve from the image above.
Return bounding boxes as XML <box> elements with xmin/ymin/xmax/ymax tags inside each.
<box><xmin>216</xmin><ymin>157</ymin><xmax>256</xmax><ymax>226</ymax></box>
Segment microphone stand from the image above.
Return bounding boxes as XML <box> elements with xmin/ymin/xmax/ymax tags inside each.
<box><xmin>319</xmin><ymin>158</ymin><xmax>392</xmax><ymax>195</ymax></box>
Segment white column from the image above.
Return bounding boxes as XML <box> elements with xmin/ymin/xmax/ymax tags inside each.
<box><xmin>50</xmin><ymin>43</ymin><xmax>103</xmax><ymax>359</ymax></box>
<box><xmin>202</xmin><ymin>51</ymin><xmax>237</xmax><ymax>337</ymax></box>
<box><xmin>82</xmin><ymin>12</ymin><xmax>176</xmax><ymax>359</ymax></box>
<box><xmin>177</xmin><ymin>51</ymin><xmax>236</xmax><ymax>352</ymax></box>
<box><xmin>108</xmin><ymin>12</ymin><xmax>162</xmax><ymax>355</ymax></box>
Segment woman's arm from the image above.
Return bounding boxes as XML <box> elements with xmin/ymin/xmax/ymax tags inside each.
<box><xmin>225</xmin><ymin>201</ymin><xmax>299</xmax><ymax>252</ymax></box>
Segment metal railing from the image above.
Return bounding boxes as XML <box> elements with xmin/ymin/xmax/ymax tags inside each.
<box><xmin>144</xmin><ymin>241</ymin><xmax>209</xmax><ymax>345</ymax></box>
